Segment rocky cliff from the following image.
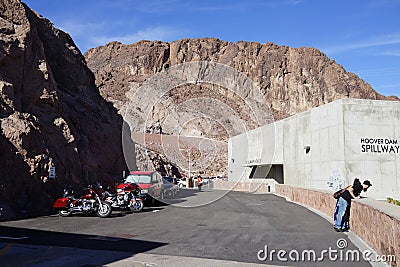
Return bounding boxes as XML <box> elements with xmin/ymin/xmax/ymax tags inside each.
<box><xmin>85</xmin><ymin>39</ymin><xmax>397</xmax><ymax>120</ymax></box>
<box><xmin>85</xmin><ymin>38</ymin><xmax>397</xmax><ymax>177</ymax></box>
<box><xmin>0</xmin><ymin>0</ymin><xmax>127</xmax><ymax>220</ymax></box>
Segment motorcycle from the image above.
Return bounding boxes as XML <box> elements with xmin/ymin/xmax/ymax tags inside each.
<box><xmin>104</xmin><ymin>182</ymin><xmax>144</xmax><ymax>213</ymax></box>
<box><xmin>53</xmin><ymin>184</ymin><xmax>112</xmax><ymax>218</ymax></box>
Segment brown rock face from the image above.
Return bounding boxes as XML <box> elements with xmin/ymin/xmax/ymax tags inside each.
<box><xmin>85</xmin><ymin>39</ymin><xmax>397</xmax><ymax>119</ymax></box>
<box><xmin>85</xmin><ymin>38</ymin><xmax>397</xmax><ymax>176</ymax></box>
<box><xmin>0</xmin><ymin>0</ymin><xmax>127</xmax><ymax>220</ymax></box>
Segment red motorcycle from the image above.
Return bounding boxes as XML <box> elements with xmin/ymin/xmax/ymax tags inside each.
<box><xmin>53</xmin><ymin>184</ymin><xmax>112</xmax><ymax>218</ymax></box>
<box><xmin>104</xmin><ymin>182</ymin><xmax>144</xmax><ymax>213</ymax></box>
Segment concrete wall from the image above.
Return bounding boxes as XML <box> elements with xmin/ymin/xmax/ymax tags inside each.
<box><xmin>212</xmin><ymin>179</ymin><xmax>277</xmax><ymax>193</ymax></box>
<box><xmin>281</xmin><ymin>101</ymin><xmax>346</xmax><ymax>189</ymax></box>
<box><xmin>228</xmin><ymin>133</ymin><xmax>250</xmax><ymax>182</ymax></box>
<box><xmin>342</xmin><ymin>99</ymin><xmax>400</xmax><ymax>199</ymax></box>
<box><xmin>228</xmin><ymin>98</ymin><xmax>400</xmax><ymax>200</ymax></box>
<box><xmin>228</xmin><ymin>123</ymin><xmax>276</xmax><ymax>183</ymax></box>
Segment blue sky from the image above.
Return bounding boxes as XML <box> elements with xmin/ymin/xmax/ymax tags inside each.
<box><xmin>23</xmin><ymin>0</ymin><xmax>400</xmax><ymax>97</ymax></box>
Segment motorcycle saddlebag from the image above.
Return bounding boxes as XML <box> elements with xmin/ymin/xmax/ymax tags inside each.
<box><xmin>53</xmin><ymin>198</ymin><xmax>69</xmax><ymax>209</ymax></box>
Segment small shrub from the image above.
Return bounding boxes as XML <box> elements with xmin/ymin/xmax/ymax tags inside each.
<box><xmin>387</xmin><ymin>197</ymin><xmax>400</xmax><ymax>206</ymax></box>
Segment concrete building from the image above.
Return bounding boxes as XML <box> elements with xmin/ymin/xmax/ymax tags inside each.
<box><xmin>228</xmin><ymin>98</ymin><xmax>400</xmax><ymax>200</ymax></box>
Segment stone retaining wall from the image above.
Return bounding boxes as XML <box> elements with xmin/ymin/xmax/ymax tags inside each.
<box><xmin>275</xmin><ymin>184</ymin><xmax>399</xmax><ymax>267</ymax></box>
<box><xmin>211</xmin><ymin>180</ymin><xmax>275</xmax><ymax>193</ymax></box>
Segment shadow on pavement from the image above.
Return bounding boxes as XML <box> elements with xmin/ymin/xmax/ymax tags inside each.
<box><xmin>143</xmin><ymin>188</ymin><xmax>202</xmax><ymax>207</ymax></box>
<box><xmin>158</xmin><ymin>188</ymin><xmax>203</xmax><ymax>205</ymax></box>
<box><xmin>0</xmin><ymin>225</ymin><xmax>166</xmax><ymax>253</ymax></box>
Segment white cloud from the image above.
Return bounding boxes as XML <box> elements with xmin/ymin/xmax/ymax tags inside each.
<box><xmin>376</xmin><ymin>83</ymin><xmax>400</xmax><ymax>97</ymax></box>
<box><xmin>56</xmin><ymin>17</ymin><xmax>187</xmax><ymax>51</ymax></box>
<box><xmin>381</xmin><ymin>50</ymin><xmax>400</xmax><ymax>57</ymax></box>
<box><xmin>367</xmin><ymin>0</ymin><xmax>400</xmax><ymax>8</ymax></box>
<box><xmin>356</xmin><ymin>66</ymin><xmax>400</xmax><ymax>77</ymax></box>
<box><xmin>89</xmin><ymin>26</ymin><xmax>186</xmax><ymax>48</ymax></box>
<box><xmin>134</xmin><ymin>0</ymin><xmax>304</xmax><ymax>14</ymax></box>
<box><xmin>321</xmin><ymin>34</ymin><xmax>400</xmax><ymax>55</ymax></box>
<box><xmin>379</xmin><ymin>83</ymin><xmax>400</xmax><ymax>89</ymax></box>
<box><xmin>285</xmin><ymin>0</ymin><xmax>304</xmax><ymax>5</ymax></box>
<box><xmin>58</xmin><ymin>21</ymin><xmax>107</xmax><ymax>37</ymax></box>
<box><xmin>194</xmin><ymin>4</ymin><xmax>244</xmax><ymax>12</ymax></box>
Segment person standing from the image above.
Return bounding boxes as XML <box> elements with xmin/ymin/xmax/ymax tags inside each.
<box><xmin>197</xmin><ymin>176</ymin><xmax>202</xmax><ymax>191</ymax></box>
<box><xmin>333</xmin><ymin>180</ymin><xmax>372</xmax><ymax>232</ymax></box>
<box><xmin>341</xmin><ymin>178</ymin><xmax>361</xmax><ymax>231</ymax></box>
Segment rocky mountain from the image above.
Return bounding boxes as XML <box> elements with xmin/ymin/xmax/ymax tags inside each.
<box><xmin>85</xmin><ymin>38</ymin><xmax>398</xmax><ymax>177</ymax></box>
<box><xmin>86</xmin><ymin>39</ymin><xmax>397</xmax><ymax>119</ymax></box>
<box><xmin>0</xmin><ymin>0</ymin><xmax>128</xmax><ymax>220</ymax></box>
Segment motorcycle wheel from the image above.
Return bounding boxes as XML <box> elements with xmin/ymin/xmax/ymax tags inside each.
<box><xmin>129</xmin><ymin>199</ymin><xmax>144</xmax><ymax>213</ymax></box>
<box><xmin>97</xmin><ymin>202</ymin><xmax>112</xmax><ymax>218</ymax></box>
<box><xmin>59</xmin><ymin>210</ymin><xmax>72</xmax><ymax>217</ymax></box>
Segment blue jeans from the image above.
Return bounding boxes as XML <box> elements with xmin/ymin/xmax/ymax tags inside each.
<box><xmin>334</xmin><ymin>197</ymin><xmax>348</xmax><ymax>229</ymax></box>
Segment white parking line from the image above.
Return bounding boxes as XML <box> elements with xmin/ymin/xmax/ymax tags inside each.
<box><xmin>86</xmin><ymin>236</ymin><xmax>121</xmax><ymax>242</ymax></box>
<box><xmin>0</xmin><ymin>236</ymin><xmax>29</xmax><ymax>240</ymax></box>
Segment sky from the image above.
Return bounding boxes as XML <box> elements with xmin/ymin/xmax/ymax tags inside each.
<box><xmin>23</xmin><ymin>0</ymin><xmax>400</xmax><ymax>97</ymax></box>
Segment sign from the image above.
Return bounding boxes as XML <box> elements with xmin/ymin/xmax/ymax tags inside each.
<box><xmin>49</xmin><ymin>167</ymin><xmax>56</xmax><ymax>179</ymax></box>
<box><xmin>360</xmin><ymin>138</ymin><xmax>400</xmax><ymax>154</ymax></box>
<box><xmin>245</xmin><ymin>158</ymin><xmax>261</xmax><ymax>165</ymax></box>
<box><xmin>327</xmin><ymin>170</ymin><xmax>344</xmax><ymax>192</ymax></box>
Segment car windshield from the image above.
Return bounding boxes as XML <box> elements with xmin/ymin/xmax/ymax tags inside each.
<box><xmin>125</xmin><ymin>174</ymin><xmax>151</xmax><ymax>184</ymax></box>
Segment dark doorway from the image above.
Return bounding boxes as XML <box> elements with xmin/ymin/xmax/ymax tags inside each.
<box><xmin>248</xmin><ymin>164</ymin><xmax>284</xmax><ymax>184</ymax></box>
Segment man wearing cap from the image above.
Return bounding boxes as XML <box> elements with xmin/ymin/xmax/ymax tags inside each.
<box><xmin>333</xmin><ymin>180</ymin><xmax>372</xmax><ymax>232</ymax></box>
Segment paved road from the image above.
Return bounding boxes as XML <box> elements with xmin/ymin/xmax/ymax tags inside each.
<box><xmin>0</xmin><ymin>190</ymin><xmax>370</xmax><ymax>266</ymax></box>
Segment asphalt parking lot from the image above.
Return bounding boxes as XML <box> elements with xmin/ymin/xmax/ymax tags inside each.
<box><xmin>0</xmin><ymin>189</ymin><xmax>371</xmax><ymax>266</ymax></box>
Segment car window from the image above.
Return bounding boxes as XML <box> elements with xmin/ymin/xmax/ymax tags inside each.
<box><xmin>125</xmin><ymin>174</ymin><xmax>151</xmax><ymax>184</ymax></box>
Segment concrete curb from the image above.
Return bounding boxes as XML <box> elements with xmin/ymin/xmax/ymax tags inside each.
<box><xmin>105</xmin><ymin>253</ymin><xmax>287</xmax><ymax>267</ymax></box>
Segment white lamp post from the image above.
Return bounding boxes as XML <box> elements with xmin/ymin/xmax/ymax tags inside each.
<box><xmin>180</xmin><ymin>148</ymin><xmax>192</xmax><ymax>188</ymax></box>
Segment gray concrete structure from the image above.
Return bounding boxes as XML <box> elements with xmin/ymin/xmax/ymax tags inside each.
<box><xmin>228</xmin><ymin>98</ymin><xmax>400</xmax><ymax>200</ymax></box>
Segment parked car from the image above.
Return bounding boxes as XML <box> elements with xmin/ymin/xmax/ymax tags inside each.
<box><xmin>124</xmin><ymin>171</ymin><xmax>164</xmax><ymax>203</ymax></box>
<box><xmin>201</xmin><ymin>177</ymin><xmax>210</xmax><ymax>185</ymax></box>
<box><xmin>162</xmin><ymin>176</ymin><xmax>179</xmax><ymax>198</ymax></box>
<box><xmin>177</xmin><ymin>179</ymin><xmax>187</xmax><ymax>188</ymax></box>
